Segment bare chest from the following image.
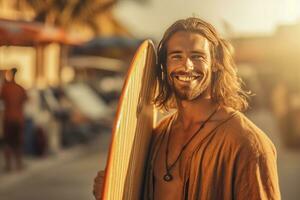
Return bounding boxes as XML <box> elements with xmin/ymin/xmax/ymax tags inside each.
<box><xmin>152</xmin><ymin>126</ymin><xmax>205</xmax><ymax>199</ymax></box>
<box><xmin>152</xmin><ymin>133</ymin><xmax>189</xmax><ymax>200</ymax></box>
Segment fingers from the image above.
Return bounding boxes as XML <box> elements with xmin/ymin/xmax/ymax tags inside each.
<box><xmin>93</xmin><ymin>170</ymin><xmax>105</xmax><ymax>200</ymax></box>
<box><xmin>94</xmin><ymin>171</ymin><xmax>104</xmax><ymax>181</ymax></box>
<box><xmin>93</xmin><ymin>189</ymin><xmax>100</xmax><ymax>200</ymax></box>
<box><xmin>99</xmin><ymin>170</ymin><xmax>105</xmax><ymax>176</ymax></box>
<box><xmin>93</xmin><ymin>182</ymin><xmax>102</xmax><ymax>200</ymax></box>
<box><xmin>93</xmin><ymin>180</ymin><xmax>102</xmax><ymax>198</ymax></box>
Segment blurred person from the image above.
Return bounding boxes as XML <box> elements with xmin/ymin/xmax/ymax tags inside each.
<box><xmin>0</xmin><ymin>68</ymin><xmax>27</xmax><ymax>171</ymax></box>
<box><xmin>94</xmin><ymin>17</ymin><xmax>281</xmax><ymax>199</ymax></box>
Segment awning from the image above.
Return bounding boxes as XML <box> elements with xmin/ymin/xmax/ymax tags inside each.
<box><xmin>0</xmin><ymin>19</ymin><xmax>79</xmax><ymax>46</ymax></box>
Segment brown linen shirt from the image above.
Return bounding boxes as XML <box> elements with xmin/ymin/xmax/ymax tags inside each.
<box><xmin>143</xmin><ymin>111</ymin><xmax>281</xmax><ymax>200</ymax></box>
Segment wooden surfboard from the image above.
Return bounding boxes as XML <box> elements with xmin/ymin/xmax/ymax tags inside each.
<box><xmin>102</xmin><ymin>40</ymin><xmax>157</xmax><ymax>200</ymax></box>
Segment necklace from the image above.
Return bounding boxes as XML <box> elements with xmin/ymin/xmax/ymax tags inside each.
<box><xmin>163</xmin><ymin>106</ymin><xmax>219</xmax><ymax>182</ymax></box>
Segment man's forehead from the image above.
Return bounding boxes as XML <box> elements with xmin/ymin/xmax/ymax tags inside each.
<box><xmin>166</xmin><ymin>31</ymin><xmax>210</xmax><ymax>53</ymax></box>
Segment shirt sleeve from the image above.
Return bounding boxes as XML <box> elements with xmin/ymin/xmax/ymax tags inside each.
<box><xmin>233</xmin><ymin>143</ymin><xmax>281</xmax><ymax>200</ymax></box>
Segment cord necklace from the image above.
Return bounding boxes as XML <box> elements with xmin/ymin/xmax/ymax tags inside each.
<box><xmin>163</xmin><ymin>106</ymin><xmax>219</xmax><ymax>182</ymax></box>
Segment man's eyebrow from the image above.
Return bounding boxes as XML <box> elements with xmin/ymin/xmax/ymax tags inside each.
<box><xmin>167</xmin><ymin>50</ymin><xmax>182</xmax><ymax>55</ymax></box>
<box><xmin>190</xmin><ymin>50</ymin><xmax>206</xmax><ymax>55</ymax></box>
<box><xmin>167</xmin><ymin>50</ymin><xmax>208</xmax><ymax>56</ymax></box>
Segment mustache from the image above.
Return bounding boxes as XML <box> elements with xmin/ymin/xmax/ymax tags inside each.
<box><xmin>170</xmin><ymin>70</ymin><xmax>202</xmax><ymax>77</ymax></box>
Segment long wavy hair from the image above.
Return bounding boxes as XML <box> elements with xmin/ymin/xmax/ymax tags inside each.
<box><xmin>154</xmin><ymin>17</ymin><xmax>249</xmax><ymax>111</ymax></box>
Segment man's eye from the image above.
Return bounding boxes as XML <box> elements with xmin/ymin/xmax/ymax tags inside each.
<box><xmin>191</xmin><ymin>55</ymin><xmax>203</xmax><ymax>60</ymax></box>
<box><xmin>171</xmin><ymin>55</ymin><xmax>182</xmax><ymax>60</ymax></box>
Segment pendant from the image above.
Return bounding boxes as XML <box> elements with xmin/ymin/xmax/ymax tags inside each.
<box><xmin>163</xmin><ymin>173</ymin><xmax>173</xmax><ymax>182</ymax></box>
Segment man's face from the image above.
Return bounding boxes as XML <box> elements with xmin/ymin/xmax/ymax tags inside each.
<box><xmin>166</xmin><ymin>31</ymin><xmax>213</xmax><ymax>101</ymax></box>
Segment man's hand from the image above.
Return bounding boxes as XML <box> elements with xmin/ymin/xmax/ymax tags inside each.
<box><xmin>93</xmin><ymin>170</ymin><xmax>105</xmax><ymax>200</ymax></box>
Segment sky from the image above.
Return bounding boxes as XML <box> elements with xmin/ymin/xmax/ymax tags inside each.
<box><xmin>113</xmin><ymin>0</ymin><xmax>300</xmax><ymax>39</ymax></box>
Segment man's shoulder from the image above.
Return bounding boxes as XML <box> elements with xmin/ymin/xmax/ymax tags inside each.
<box><xmin>221</xmin><ymin>111</ymin><xmax>276</xmax><ymax>157</ymax></box>
<box><xmin>153</xmin><ymin>112</ymin><xmax>175</xmax><ymax>135</ymax></box>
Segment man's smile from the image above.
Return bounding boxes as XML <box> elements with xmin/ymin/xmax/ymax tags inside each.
<box><xmin>171</xmin><ymin>72</ymin><xmax>203</xmax><ymax>83</ymax></box>
<box><xmin>175</xmin><ymin>75</ymin><xmax>200</xmax><ymax>82</ymax></box>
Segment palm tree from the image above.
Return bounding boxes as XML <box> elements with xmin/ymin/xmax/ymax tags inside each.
<box><xmin>12</xmin><ymin>0</ymin><xmax>118</xmax><ymax>35</ymax></box>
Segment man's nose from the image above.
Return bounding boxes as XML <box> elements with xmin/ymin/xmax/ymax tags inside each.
<box><xmin>184</xmin><ymin>58</ymin><xmax>194</xmax><ymax>70</ymax></box>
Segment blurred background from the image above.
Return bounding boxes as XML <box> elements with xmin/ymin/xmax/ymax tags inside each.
<box><xmin>0</xmin><ymin>0</ymin><xmax>299</xmax><ymax>199</ymax></box>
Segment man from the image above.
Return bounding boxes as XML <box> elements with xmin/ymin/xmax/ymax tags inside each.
<box><xmin>94</xmin><ymin>17</ymin><xmax>281</xmax><ymax>199</ymax></box>
<box><xmin>1</xmin><ymin>68</ymin><xmax>27</xmax><ymax>171</ymax></box>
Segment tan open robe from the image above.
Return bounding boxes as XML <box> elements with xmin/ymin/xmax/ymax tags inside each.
<box><xmin>143</xmin><ymin>111</ymin><xmax>281</xmax><ymax>200</ymax></box>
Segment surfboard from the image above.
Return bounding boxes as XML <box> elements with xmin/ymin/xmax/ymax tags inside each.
<box><xmin>102</xmin><ymin>40</ymin><xmax>157</xmax><ymax>200</ymax></box>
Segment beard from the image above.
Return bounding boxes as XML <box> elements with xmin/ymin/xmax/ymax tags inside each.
<box><xmin>168</xmin><ymin>70</ymin><xmax>211</xmax><ymax>101</ymax></box>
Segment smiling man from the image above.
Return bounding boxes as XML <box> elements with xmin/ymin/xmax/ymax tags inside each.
<box><xmin>166</xmin><ymin>31</ymin><xmax>212</xmax><ymax>101</ymax></box>
<box><xmin>94</xmin><ymin>18</ymin><xmax>281</xmax><ymax>200</ymax></box>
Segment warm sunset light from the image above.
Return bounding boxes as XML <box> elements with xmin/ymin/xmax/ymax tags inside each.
<box><xmin>0</xmin><ymin>1</ymin><xmax>300</xmax><ymax>200</ymax></box>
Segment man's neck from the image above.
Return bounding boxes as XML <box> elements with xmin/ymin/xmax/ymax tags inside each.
<box><xmin>175</xmin><ymin>96</ymin><xmax>218</xmax><ymax>130</ymax></box>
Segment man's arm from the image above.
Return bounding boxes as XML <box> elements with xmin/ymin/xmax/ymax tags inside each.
<box><xmin>233</xmin><ymin>144</ymin><xmax>281</xmax><ymax>200</ymax></box>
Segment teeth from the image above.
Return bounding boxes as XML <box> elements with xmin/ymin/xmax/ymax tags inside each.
<box><xmin>176</xmin><ymin>76</ymin><xmax>198</xmax><ymax>81</ymax></box>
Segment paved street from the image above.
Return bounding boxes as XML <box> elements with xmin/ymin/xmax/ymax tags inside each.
<box><xmin>278</xmin><ymin>150</ymin><xmax>300</xmax><ymax>200</ymax></box>
<box><xmin>0</xmin><ymin>132</ymin><xmax>110</xmax><ymax>200</ymax></box>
